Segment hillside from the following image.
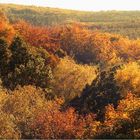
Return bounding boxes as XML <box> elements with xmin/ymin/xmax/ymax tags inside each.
<box><xmin>0</xmin><ymin>3</ymin><xmax>140</xmax><ymax>139</ymax></box>
<box><xmin>0</xmin><ymin>4</ymin><xmax>140</xmax><ymax>39</ymax></box>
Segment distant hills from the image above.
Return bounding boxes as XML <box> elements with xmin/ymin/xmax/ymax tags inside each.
<box><xmin>0</xmin><ymin>4</ymin><xmax>140</xmax><ymax>39</ymax></box>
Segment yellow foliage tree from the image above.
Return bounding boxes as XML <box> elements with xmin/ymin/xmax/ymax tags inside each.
<box><xmin>52</xmin><ymin>57</ymin><xmax>97</xmax><ymax>102</ymax></box>
<box><xmin>115</xmin><ymin>62</ymin><xmax>140</xmax><ymax>97</ymax></box>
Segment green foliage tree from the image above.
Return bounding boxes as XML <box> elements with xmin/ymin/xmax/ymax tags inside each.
<box><xmin>0</xmin><ymin>38</ymin><xmax>10</xmax><ymax>77</ymax></box>
<box><xmin>0</xmin><ymin>36</ymin><xmax>53</xmax><ymax>90</ymax></box>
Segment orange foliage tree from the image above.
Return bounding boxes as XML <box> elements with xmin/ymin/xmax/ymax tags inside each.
<box><xmin>13</xmin><ymin>20</ymin><xmax>61</xmax><ymax>54</ymax></box>
<box><xmin>0</xmin><ymin>12</ymin><xmax>15</xmax><ymax>43</ymax></box>
<box><xmin>99</xmin><ymin>93</ymin><xmax>140</xmax><ymax>139</ymax></box>
<box><xmin>29</xmin><ymin>99</ymin><xmax>101</xmax><ymax>139</ymax></box>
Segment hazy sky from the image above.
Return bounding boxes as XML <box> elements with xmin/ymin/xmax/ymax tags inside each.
<box><xmin>0</xmin><ymin>0</ymin><xmax>140</xmax><ymax>11</ymax></box>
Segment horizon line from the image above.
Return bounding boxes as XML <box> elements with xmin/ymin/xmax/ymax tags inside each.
<box><xmin>0</xmin><ymin>2</ymin><xmax>140</xmax><ymax>12</ymax></box>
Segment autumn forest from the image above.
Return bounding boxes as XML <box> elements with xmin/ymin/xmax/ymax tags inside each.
<box><xmin>0</xmin><ymin>4</ymin><xmax>140</xmax><ymax>139</ymax></box>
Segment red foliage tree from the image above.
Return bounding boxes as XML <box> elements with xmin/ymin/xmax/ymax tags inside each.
<box><xmin>13</xmin><ymin>20</ymin><xmax>61</xmax><ymax>54</ymax></box>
